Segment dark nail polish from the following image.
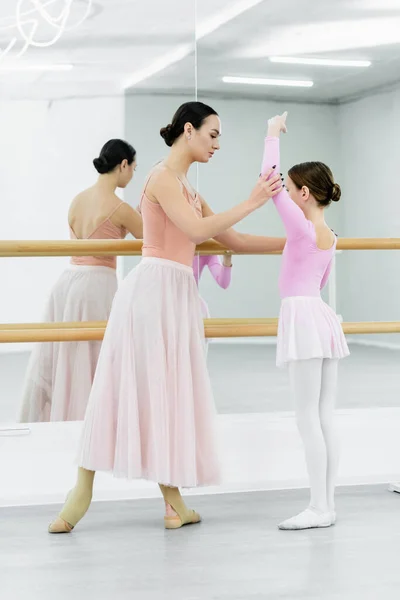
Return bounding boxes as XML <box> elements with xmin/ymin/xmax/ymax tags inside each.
<box><xmin>272</xmin><ymin>165</ymin><xmax>276</xmax><ymax>169</ymax></box>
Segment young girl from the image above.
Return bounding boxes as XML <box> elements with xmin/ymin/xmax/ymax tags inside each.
<box><xmin>48</xmin><ymin>101</ymin><xmax>285</xmax><ymax>533</ymax></box>
<box><xmin>261</xmin><ymin>112</ymin><xmax>349</xmax><ymax>530</ymax></box>
<box><xmin>19</xmin><ymin>140</ymin><xmax>142</xmax><ymax>423</ymax></box>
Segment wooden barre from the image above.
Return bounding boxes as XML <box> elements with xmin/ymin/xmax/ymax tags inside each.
<box><xmin>1</xmin><ymin>319</ymin><xmax>400</xmax><ymax>343</ymax></box>
<box><xmin>0</xmin><ymin>318</ymin><xmax>279</xmax><ymax>331</ymax></box>
<box><xmin>0</xmin><ymin>239</ymin><xmax>277</xmax><ymax>257</ymax></box>
<box><xmin>1</xmin><ymin>238</ymin><xmax>400</xmax><ymax>257</ymax></box>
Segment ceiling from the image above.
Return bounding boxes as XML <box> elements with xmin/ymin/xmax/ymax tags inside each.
<box><xmin>0</xmin><ymin>0</ymin><xmax>399</xmax><ymax>103</ymax></box>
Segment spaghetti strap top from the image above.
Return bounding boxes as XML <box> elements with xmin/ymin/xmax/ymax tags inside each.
<box><xmin>141</xmin><ymin>164</ymin><xmax>202</xmax><ymax>267</ymax></box>
<box><xmin>70</xmin><ymin>202</ymin><xmax>127</xmax><ymax>269</ymax></box>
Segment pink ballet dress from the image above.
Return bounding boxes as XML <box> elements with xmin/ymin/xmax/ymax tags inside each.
<box><xmin>18</xmin><ymin>204</ymin><xmax>126</xmax><ymax>423</ymax></box>
<box><xmin>77</xmin><ymin>165</ymin><xmax>221</xmax><ymax>488</ymax></box>
<box><xmin>192</xmin><ymin>254</ymin><xmax>232</xmax><ymax>318</ymax></box>
<box><xmin>261</xmin><ymin>136</ymin><xmax>350</xmax><ymax>367</ymax></box>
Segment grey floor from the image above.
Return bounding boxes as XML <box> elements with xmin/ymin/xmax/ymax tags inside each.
<box><xmin>1</xmin><ymin>343</ymin><xmax>400</xmax><ymax>421</ymax></box>
<box><xmin>1</xmin><ymin>485</ymin><xmax>400</xmax><ymax>599</ymax></box>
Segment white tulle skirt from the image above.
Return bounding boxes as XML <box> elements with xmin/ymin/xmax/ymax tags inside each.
<box><xmin>18</xmin><ymin>265</ymin><xmax>117</xmax><ymax>423</ymax></box>
<box><xmin>276</xmin><ymin>296</ymin><xmax>350</xmax><ymax>368</ymax></box>
<box><xmin>77</xmin><ymin>257</ymin><xmax>221</xmax><ymax>488</ymax></box>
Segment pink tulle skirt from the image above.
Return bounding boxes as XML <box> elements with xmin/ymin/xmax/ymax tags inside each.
<box><xmin>277</xmin><ymin>296</ymin><xmax>350</xmax><ymax>368</ymax></box>
<box><xmin>77</xmin><ymin>257</ymin><xmax>221</xmax><ymax>488</ymax></box>
<box><xmin>19</xmin><ymin>266</ymin><xmax>117</xmax><ymax>423</ymax></box>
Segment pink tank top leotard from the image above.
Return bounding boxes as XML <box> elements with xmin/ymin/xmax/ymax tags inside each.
<box><xmin>70</xmin><ymin>203</ymin><xmax>127</xmax><ymax>269</ymax></box>
<box><xmin>192</xmin><ymin>255</ymin><xmax>232</xmax><ymax>289</ymax></box>
<box><xmin>141</xmin><ymin>167</ymin><xmax>202</xmax><ymax>267</ymax></box>
<box><xmin>261</xmin><ymin>136</ymin><xmax>336</xmax><ymax>299</ymax></box>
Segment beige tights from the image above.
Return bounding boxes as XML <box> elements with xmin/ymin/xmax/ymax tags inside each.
<box><xmin>159</xmin><ymin>484</ymin><xmax>201</xmax><ymax>528</ymax></box>
<box><xmin>48</xmin><ymin>467</ymin><xmax>95</xmax><ymax>533</ymax></box>
<box><xmin>49</xmin><ymin>472</ymin><xmax>200</xmax><ymax>533</ymax></box>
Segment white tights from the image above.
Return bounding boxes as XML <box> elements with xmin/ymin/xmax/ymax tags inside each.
<box><xmin>288</xmin><ymin>358</ymin><xmax>339</xmax><ymax>513</ymax></box>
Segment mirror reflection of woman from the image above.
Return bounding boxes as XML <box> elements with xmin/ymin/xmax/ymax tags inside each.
<box><xmin>48</xmin><ymin>102</ymin><xmax>285</xmax><ymax>534</ymax></box>
<box><xmin>19</xmin><ymin>140</ymin><xmax>143</xmax><ymax>423</ymax></box>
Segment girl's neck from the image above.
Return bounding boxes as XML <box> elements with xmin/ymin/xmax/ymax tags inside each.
<box><xmin>303</xmin><ymin>204</ymin><xmax>326</xmax><ymax>227</ymax></box>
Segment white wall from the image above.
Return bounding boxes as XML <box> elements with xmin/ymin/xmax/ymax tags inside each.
<box><xmin>124</xmin><ymin>94</ymin><xmax>341</xmax><ymax>318</ymax></box>
<box><xmin>0</xmin><ymin>97</ymin><xmax>125</xmax><ymax>334</ymax></box>
<box><xmin>337</xmin><ymin>85</ymin><xmax>400</xmax><ymax>345</ymax></box>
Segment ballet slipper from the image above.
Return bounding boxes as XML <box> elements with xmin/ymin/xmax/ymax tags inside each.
<box><xmin>48</xmin><ymin>517</ymin><xmax>74</xmax><ymax>534</ymax></box>
<box><xmin>48</xmin><ymin>489</ymin><xmax>74</xmax><ymax>534</ymax></box>
<box><xmin>164</xmin><ymin>508</ymin><xmax>202</xmax><ymax>530</ymax></box>
<box><xmin>159</xmin><ymin>484</ymin><xmax>201</xmax><ymax>530</ymax></box>
<box><xmin>278</xmin><ymin>508</ymin><xmax>333</xmax><ymax>530</ymax></box>
<box><xmin>48</xmin><ymin>469</ymin><xmax>94</xmax><ymax>534</ymax></box>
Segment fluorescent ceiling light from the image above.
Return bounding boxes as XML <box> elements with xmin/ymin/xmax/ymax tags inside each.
<box><xmin>269</xmin><ymin>56</ymin><xmax>371</xmax><ymax>67</ymax></box>
<box><xmin>223</xmin><ymin>76</ymin><xmax>313</xmax><ymax>88</ymax></box>
<box><xmin>0</xmin><ymin>64</ymin><xmax>74</xmax><ymax>72</ymax></box>
<box><xmin>196</xmin><ymin>0</ymin><xmax>264</xmax><ymax>39</ymax></box>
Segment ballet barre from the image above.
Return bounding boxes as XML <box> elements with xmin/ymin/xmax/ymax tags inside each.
<box><xmin>1</xmin><ymin>238</ymin><xmax>400</xmax><ymax>257</ymax></box>
<box><xmin>1</xmin><ymin>319</ymin><xmax>400</xmax><ymax>343</ymax></box>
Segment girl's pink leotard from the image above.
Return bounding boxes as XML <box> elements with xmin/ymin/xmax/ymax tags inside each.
<box><xmin>260</xmin><ymin>135</ymin><xmax>349</xmax><ymax>367</ymax></box>
<box><xmin>192</xmin><ymin>255</ymin><xmax>232</xmax><ymax>289</ymax></box>
<box><xmin>261</xmin><ymin>136</ymin><xmax>336</xmax><ymax>299</ymax></box>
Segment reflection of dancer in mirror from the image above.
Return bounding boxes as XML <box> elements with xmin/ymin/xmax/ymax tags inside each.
<box><xmin>19</xmin><ymin>140</ymin><xmax>142</xmax><ymax>423</ymax></box>
<box><xmin>49</xmin><ymin>101</ymin><xmax>285</xmax><ymax>534</ymax></box>
<box><xmin>193</xmin><ymin>253</ymin><xmax>232</xmax><ymax>347</ymax></box>
<box><xmin>261</xmin><ymin>112</ymin><xmax>349</xmax><ymax>531</ymax></box>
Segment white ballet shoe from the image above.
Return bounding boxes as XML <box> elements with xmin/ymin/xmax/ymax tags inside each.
<box><xmin>388</xmin><ymin>482</ymin><xmax>400</xmax><ymax>494</ymax></box>
<box><xmin>278</xmin><ymin>508</ymin><xmax>333</xmax><ymax>530</ymax></box>
<box><xmin>330</xmin><ymin>511</ymin><xmax>337</xmax><ymax>525</ymax></box>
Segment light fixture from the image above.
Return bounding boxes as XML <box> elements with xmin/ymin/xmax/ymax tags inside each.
<box><xmin>0</xmin><ymin>1</ymin><xmax>93</xmax><ymax>63</ymax></box>
<box><xmin>0</xmin><ymin>63</ymin><xmax>74</xmax><ymax>72</ymax></box>
<box><xmin>222</xmin><ymin>76</ymin><xmax>314</xmax><ymax>88</ymax></box>
<box><xmin>269</xmin><ymin>56</ymin><xmax>371</xmax><ymax>67</ymax></box>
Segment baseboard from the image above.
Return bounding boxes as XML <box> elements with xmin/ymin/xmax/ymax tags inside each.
<box><xmin>1</xmin><ymin>408</ymin><xmax>399</xmax><ymax>507</ymax></box>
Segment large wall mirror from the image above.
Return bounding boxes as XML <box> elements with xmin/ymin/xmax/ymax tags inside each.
<box><xmin>1</xmin><ymin>0</ymin><xmax>400</xmax><ymax>430</ymax></box>
<box><xmin>195</xmin><ymin>0</ymin><xmax>400</xmax><ymax>414</ymax></box>
<box><xmin>0</xmin><ymin>0</ymin><xmax>196</xmax><ymax>424</ymax></box>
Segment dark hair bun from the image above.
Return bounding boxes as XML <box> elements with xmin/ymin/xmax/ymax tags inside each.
<box><xmin>93</xmin><ymin>156</ymin><xmax>109</xmax><ymax>174</ymax></box>
<box><xmin>93</xmin><ymin>139</ymin><xmax>136</xmax><ymax>175</ymax></box>
<box><xmin>160</xmin><ymin>102</ymin><xmax>219</xmax><ymax>147</ymax></box>
<box><xmin>331</xmin><ymin>183</ymin><xmax>341</xmax><ymax>203</ymax></box>
<box><xmin>160</xmin><ymin>124</ymin><xmax>174</xmax><ymax>147</ymax></box>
